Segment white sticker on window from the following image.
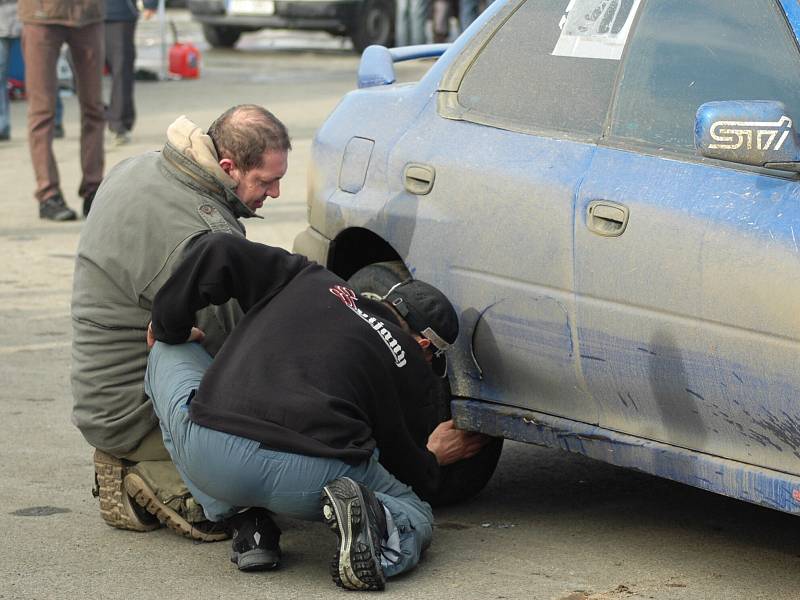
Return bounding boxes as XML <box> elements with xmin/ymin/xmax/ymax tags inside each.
<box><xmin>552</xmin><ymin>0</ymin><xmax>642</xmax><ymax>60</ymax></box>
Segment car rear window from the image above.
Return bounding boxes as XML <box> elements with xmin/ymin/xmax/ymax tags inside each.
<box><xmin>456</xmin><ymin>0</ymin><xmax>624</xmax><ymax>140</ymax></box>
<box><xmin>609</xmin><ymin>0</ymin><xmax>800</xmax><ymax>154</ymax></box>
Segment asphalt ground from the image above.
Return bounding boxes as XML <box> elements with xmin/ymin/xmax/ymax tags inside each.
<box><xmin>2</xmin><ymin>10</ymin><xmax>800</xmax><ymax>600</ymax></box>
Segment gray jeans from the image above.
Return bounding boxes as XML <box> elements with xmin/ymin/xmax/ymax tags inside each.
<box><xmin>395</xmin><ymin>0</ymin><xmax>431</xmax><ymax>46</ymax></box>
<box><xmin>144</xmin><ymin>341</ymin><xmax>434</xmax><ymax>578</ymax></box>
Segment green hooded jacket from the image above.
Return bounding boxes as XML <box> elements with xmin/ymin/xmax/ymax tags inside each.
<box><xmin>70</xmin><ymin>116</ymin><xmax>258</xmax><ymax>455</ymax></box>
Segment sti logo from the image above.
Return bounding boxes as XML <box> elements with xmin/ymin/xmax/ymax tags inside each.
<box><xmin>709</xmin><ymin>115</ymin><xmax>792</xmax><ymax>151</ymax></box>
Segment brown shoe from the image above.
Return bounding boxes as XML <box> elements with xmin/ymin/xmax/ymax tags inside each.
<box><xmin>92</xmin><ymin>449</ymin><xmax>160</xmax><ymax>532</ymax></box>
<box><xmin>124</xmin><ymin>473</ymin><xmax>229</xmax><ymax>542</ymax></box>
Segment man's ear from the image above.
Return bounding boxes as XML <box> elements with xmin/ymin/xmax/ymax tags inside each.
<box><xmin>219</xmin><ymin>157</ymin><xmax>235</xmax><ymax>176</ymax></box>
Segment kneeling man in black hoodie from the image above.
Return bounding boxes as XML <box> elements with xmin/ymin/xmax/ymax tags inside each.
<box><xmin>145</xmin><ymin>233</ymin><xmax>488</xmax><ymax>590</ymax></box>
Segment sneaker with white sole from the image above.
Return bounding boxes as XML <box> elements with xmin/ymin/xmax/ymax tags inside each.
<box><xmin>321</xmin><ymin>477</ymin><xmax>387</xmax><ymax>591</ymax></box>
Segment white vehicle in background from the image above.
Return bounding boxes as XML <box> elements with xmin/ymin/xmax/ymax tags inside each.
<box><xmin>187</xmin><ymin>0</ymin><xmax>394</xmax><ymax>51</ymax></box>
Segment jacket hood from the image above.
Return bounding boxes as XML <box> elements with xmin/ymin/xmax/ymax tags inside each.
<box><xmin>164</xmin><ymin>116</ymin><xmax>259</xmax><ymax>219</ymax></box>
<box><xmin>166</xmin><ymin>115</ymin><xmax>236</xmax><ymax>187</ymax></box>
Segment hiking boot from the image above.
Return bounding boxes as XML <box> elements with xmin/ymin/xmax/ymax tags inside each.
<box><xmin>227</xmin><ymin>508</ymin><xmax>282</xmax><ymax>571</ymax></box>
<box><xmin>39</xmin><ymin>194</ymin><xmax>77</xmax><ymax>221</ymax></box>
<box><xmin>124</xmin><ymin>472</ymin><xmax>229</xmax><ymax>543</ymax></box>
<box><xmin>92</xmin><ymin>449</ymin><xmax>160</xmax><ymax>532</ymax></box>
<box><xmin>321</xmin><ymin>477</ymin><xmax>387</xmax><ymax>591</ymax></box>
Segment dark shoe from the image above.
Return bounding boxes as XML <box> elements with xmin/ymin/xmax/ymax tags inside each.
<box><xmin>39</xmin><ymin>195</ymin><xmax>77</xmax><ymax>221</ymax></box>
<box><xmin>227</xmin><ymin>508</ymin><xmax>282</xmax><ymax>571</ymax></box>
<box><xmin>53</xmin><ymin>124</ymin><xmax>64</xmax><ymax>139</ymax></box>
<box><xmin>0</xmin><ymin>131</ymin><xmax>9</xmax><ymax>141</ymax></box>
<box><xmin>321</xmin><ymin>477</ymin><xmax>387</xmax><ymax>591</ymax></box>
<box><xmin>114</xmin><ymin>131</ymin><xmax>131</xmax><ymax>146</ymax></box>
<box><xmin>82</xmin><ymin>190</ymin><xmax>96</xmax><ymax>218</ymax></box>
<box><xmin>124</xmin><ymin>473</ymin><xmax>230</xmax><ymax>542</ymax></box>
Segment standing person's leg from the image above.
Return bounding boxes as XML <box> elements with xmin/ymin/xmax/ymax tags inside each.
<box><xmin>459</xmin><ymin>0</ymin><xmax>480</xmax><ymax>31</ymax></box>
<box><xmin>410</xmin><ymin>0</ymin><xmax>431</xmax><ymax>45</ymax></box>
<box><xmin>22</xmin><ymin>24</ymin><xmax>75</xmax><ymax>219</ymax></box>
<box><xmin>395</xmin><ymin>0</ymin><xmax>410</xmax><ymax>46</ymax></box>
<box><xmin>104</xmin><ymin>20</ymin><xmax>136</xmax><ymax>142</ymax></box>
<box><xmin>54</xmin><ymin>93</ymin><xmax>64</xmax><ymax>137</ymax></box>
<box><xmin>431</xmin><ymin>0</ymin><xmax>451</xmax><ymax>42</ymax></box>
<box><xmin>65</xmin><ymin>21</ymin><xmax>104</xmax><ymax>216</ymax></box>
<box><xmin>0</xmin><ymin>38</ymin><xmax>10</xmax><ymax>140</ymax></box>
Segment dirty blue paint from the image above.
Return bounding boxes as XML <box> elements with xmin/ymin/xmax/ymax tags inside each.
<box><xmin>301</xmin><ymin>0</ymin><xmax>800</xmax><ymax>521</ymax></box>
<box><xmin>779</xmin><ymin>0</ymin><xmax>800</xmax><ymax>45</ymax></box>
<box><xmin>574</xmin><ymin>320</ymin><xmax>800</xmax><ymax>475</ymax></box>
<box><xmin>453</xmin><ymin>399</ymin><xmax>800</xmax><ymax>515</ymax></box>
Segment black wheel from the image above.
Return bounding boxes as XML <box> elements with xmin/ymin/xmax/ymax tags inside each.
<box><xmin>202</xmin><ymin>24</ymin><xmax>242</xmax><ymax>49</ymax></box>
<box><xmin>347</xmin><ymin>261</ymin><xmax>503</xmax><ymax>507</ymax></box>
<box><xmin>349</xmin><ymin>0</ymin><xmax>395</xmax><ymax>53</ymax></box>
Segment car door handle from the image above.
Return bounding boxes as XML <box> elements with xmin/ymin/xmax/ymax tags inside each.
<box><xmin>586</xmin><ymin>200</ymin><xmax>630</xmax><ymax>237</ymax></box>
<box><xmin>403</xmin><ymin>163</ymin><xmax>435</xmax><ymax>195</ymax></box>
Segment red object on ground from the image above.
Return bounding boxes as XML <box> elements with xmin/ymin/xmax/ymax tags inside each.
<box><xmin>168</xmin><ymin>42</ymin><xmax>200</xmax><ymax>79</ymax></box>
<box><xmin>8</xmin><ymin>78</ymin><xmax>25</xmax><ymax>100</ymax></box>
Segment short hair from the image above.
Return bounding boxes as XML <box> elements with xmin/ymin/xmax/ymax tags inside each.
<box><xmin>207</xmin><ymin>105</ymin><xmax>291</xmax><ymax>172</ymax></box>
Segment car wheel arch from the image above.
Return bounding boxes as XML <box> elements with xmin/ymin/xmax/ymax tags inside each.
<box><xmin>327</xmin><ymin>227</ymin><xmax>403</xmax><ymax>281</ymax></box>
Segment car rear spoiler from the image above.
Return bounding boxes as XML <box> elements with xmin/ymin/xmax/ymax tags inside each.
<box><xmin>357</xmin><ymin>44</ymin><xmax>450</xmax><ymax>89</ymax></box>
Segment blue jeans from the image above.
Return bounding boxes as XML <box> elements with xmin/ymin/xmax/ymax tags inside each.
<box><xmin>395</xmin><ymin>0</ymin><xmax>431</xmax><ymax>46</ymax></box>
<box><xmin>460</xmin><ymin>0</ymin><xmax>493</xmax><ymax>31</ymax></box>
<box><xmin>55</xmin><ymin>94</ymin><xmax>63</xmax><ymax>128</ymax></box>
<box><xmin>144</xmin><ymin>341</ymin><xmax>434</xmax><ymax>578</ymax></box>
<box><xmin>0</xmin><ymin>38</ymin><xmax>11</xmax><ymax>136</ymax></box>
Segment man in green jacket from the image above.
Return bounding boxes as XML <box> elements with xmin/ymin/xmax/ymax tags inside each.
<box><xmin>71</xmin><ymin>104</ymin><xmax>290</xmax><ymax>571</ymax></box>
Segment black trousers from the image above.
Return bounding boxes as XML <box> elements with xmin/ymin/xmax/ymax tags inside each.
<box><xmin>104</xmin><ymin>20</ymin><xmax>136</xmax><ymax>134</ymax></box>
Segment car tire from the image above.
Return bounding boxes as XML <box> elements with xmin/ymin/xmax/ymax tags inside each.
<box><xmin>202</xmin><ymin>24</ymin><xmax>242</xmax><ymax>49</ymax></box>
<box><xmin>349</xmin><ymin>0</ymin><xmax>395</xmax><ymax>53</ymax></box>
<box><xmin>347</xmin><ymin>261</ymin><xmax>503</xmax><ymax>507</ymax></box>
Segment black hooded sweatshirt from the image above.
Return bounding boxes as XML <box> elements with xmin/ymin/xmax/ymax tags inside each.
<box><xmin>150</xmin><ymin>233</ymin><xmax>441</xmax><ymax>498</ymax></box>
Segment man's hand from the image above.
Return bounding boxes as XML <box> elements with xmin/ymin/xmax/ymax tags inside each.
<box><xmin>426</xmin><ymin>419</ymin><xmax>492</xmax><ymax>466</ymax></box>
<box><xmin>146</xmin><ymin>322</ymin><xmax>205</xmax><ymax>349</ymax></box>
<box><xmin>142</xmin><ymin>8</ymin><xmax>155</xmax><ymax>19</ymax></box>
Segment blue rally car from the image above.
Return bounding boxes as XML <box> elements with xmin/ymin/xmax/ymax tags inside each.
<box><xmin>294</xmin><ymin>0</ymin><xmax>800</xmax><ymax>512</ymax></box>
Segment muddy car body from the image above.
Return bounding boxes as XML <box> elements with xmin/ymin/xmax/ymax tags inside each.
<box><xmin>295</xmin><ymin>0</ymin><xmax>800</xmax><ymax>512</ymax></box>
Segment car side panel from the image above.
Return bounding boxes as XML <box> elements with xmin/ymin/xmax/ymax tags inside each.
<box><xmin>574</xmin><ymin>148</ymin><xmax>800</xmax><ymax>474</ymax></box>
<box><xmin>382</xmin><ymin>105</ymin><xmax>598</xmax><ymax>425</ymax></box>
